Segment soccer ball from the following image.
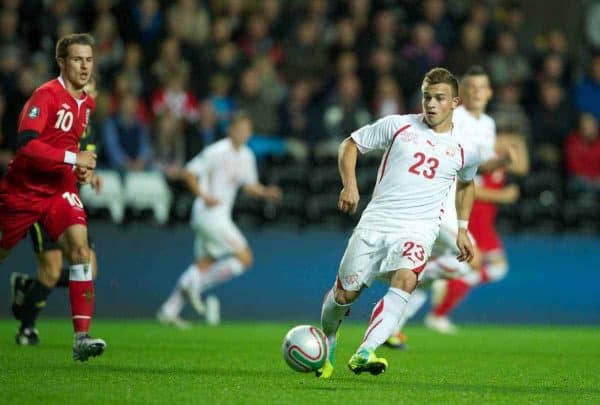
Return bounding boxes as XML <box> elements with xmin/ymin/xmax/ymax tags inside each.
<box><xmin>281</xmin><ymin>325</ymin><xmax>328</xmax><ymax>372</ymax></box>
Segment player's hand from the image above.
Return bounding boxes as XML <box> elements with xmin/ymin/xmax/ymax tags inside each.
<box><xmin>501</xmin><ymin>184</ymin><xmax>520</xmax><ymax>204</ymax></box>
<box><xmin>202</xmin><ymin>194</ymin><xmax>220</xmax><ymax>207</ymax></box>
<box><xmin>76</xmin><ymin>150</ymin><xmax>97</xmax><ymax>169</ymax></box>
<box><xmin>91</xmin><ymin>174</ymin><xmax>103</xmax><ymax>194</ymax></box>
<box><xmin>263</xmin><ymin>185</ymin><xmax>283</xmax><ymax>203</ymax></box>
<box><xmin>338</xmin><ymin>185</ymin><xmax>359</xmax><ymax>214</ymax></box>
<box><xmin>500</xmin><ymin>144</ymin><xmax>518</xmax><ymax>167</ymax></box>
<box><xmin>456</xmin><ymin>229</ymin><xmax>474</xmax><ymax>262</ymax></box>
<box><xmin>75</xmin><ymin>166</ymin><xmax>93</xmax><ymax>185</ymax></box>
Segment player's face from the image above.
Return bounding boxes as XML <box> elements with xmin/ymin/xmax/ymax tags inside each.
<box><xmin>460</xmin><ymin>75</ymin><xmax>492</xmax><ymax>113</ymax></box>
<box><xmin>421</xmin><ymin>83</ymin><xmax>459</xmax><ymax>130</ymax></box>
<box><xmin>230</xmin><ymin>118</ymin><xmax>253</xmax><ymax>146</ymax></box>
<box><xmin>60</xmin><ymin>44</ymin><xmax>94</xmax><ymax>91</ymax></box>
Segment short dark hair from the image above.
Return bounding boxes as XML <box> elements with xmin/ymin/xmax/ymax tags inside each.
<box><xmin>422</xmin><ymin>67</ymin><xmax>459</xmax><ymax>97</ymax></box>
<box><xmin>463</xmin><ymin>65</ymin><xmax>489</xmax><ymax>79</ymax></box>
<box><xmin>55</xmin><ymin>33</ymin><xmax>95</xmax><ymax>60</ymax></box>
<box><xmin>230</xmin><ymin>110</ymin><xmax>251</xmax><ymax>126</ymax></box>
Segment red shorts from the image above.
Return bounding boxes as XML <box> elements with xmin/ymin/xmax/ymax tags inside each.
<box><xmin>0</xmin><ymin>185</ymin><xmax>87</xmax><ymax>250</ymax></box>
<box><xmin>469</xmin><ymin>223</ymin><xmax>503</xmax><ymax>253</ymax></box>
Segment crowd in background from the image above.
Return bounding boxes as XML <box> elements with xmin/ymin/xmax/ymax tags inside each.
<box><xmin>0</xmin><ymin>0</ymin><xmax>599</xmax><ymax>231</ymax></box>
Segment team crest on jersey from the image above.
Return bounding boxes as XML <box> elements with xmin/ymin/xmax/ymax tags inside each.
<box><xmin>28</xmin><ymin>106</ymin><xmax>40</xmax><ymax>118</ymax></box>
<box><xmin>445</xmin><ymin>147</ymin><xmax>456</xmax><ymax>157</ymax></box>
<box><xmin>400</xmin><ymin>131</ymin><xmax>418</xmax><ymax>144</ymax></box>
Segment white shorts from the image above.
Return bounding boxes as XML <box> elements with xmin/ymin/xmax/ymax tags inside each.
<box><xmin>192</xmin><ymin>214</ymin><xmax>248</xmax><ymax>260</ymax></box>
<box><xmin>431</xmin><ymin>223</ymin><xmax>476</xmax><ymax>257</ymax></box>
<box><xmin>337</xmin><ymin>225</ymin><xmax>437</xmax><ymax>291</ymax></box>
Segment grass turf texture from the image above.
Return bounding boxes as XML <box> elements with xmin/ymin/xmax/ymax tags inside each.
<box><xmin>0</xmin><ymin>320</ymin><xmax>599</xmax><ymax>404</ymax></box>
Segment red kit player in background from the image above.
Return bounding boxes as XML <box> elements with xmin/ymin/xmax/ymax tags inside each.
<box><xmin>0</xmin><ymin>33</ymin><xmax>106</xmax><ymax>361</ymax></box>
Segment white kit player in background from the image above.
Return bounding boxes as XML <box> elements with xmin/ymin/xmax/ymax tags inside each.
<box><xmin>316</xmin><ymin>68</ymin><xmax>482</xmax><ymax>379</ymax></box>
<box><xmin>157</xmin><ymin>112</ymin><xmax>282</xmax><ymax>328</ymax></box>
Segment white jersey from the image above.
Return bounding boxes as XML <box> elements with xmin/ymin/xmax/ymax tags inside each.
<box><xmin>186</xmin><ymin>138</ymin><xmax>258</xmax><ymax>221</ymax></box>
<box><xmin>351</xmin><ymin>114</ymin><xmax>481</xmax><ymax>233</ymax></box>
<box><xmin>439</xmin><ymin>105</ymin><xmax>497</xmax><ymax>233</ymax></box>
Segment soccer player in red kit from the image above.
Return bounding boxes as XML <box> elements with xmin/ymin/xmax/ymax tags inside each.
<box><xmin>0</xmin><ymin>33</ymin><xmax>105</xmax><ymax>361</ymax></box>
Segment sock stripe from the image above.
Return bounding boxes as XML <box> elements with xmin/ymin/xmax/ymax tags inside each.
<box><xmin>368</xmin><ymin>299</ymin><xmax>384</xmax><ymax>324</ymax></box>
<box><xmin>362</xmin><ymin>319</ymin><xmax>383</xmax><ymax>343</ymax></box>
<box><xmin>72</xmin><ymin>315</ymin><xmax>91</xmax><ymax>319</ymax></box>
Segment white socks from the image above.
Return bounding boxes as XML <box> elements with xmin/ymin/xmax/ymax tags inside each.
<box><xmin>196</xmin><ymin>257</ymin><xmax>245</xmax><ymax>291</ymax></box>
<box><xmin>396</xmin><ymin>287</ymin><xmax>428</xmax><ymax>332</ymax></box>
<box><xmin>320</xmin><ymin>289</ymin><xmax>351</xmax><ymax>348</ymax></box>
<box><xmin>360</xmin><ymin>287</ymin><xmax>410</xmax><ymax>351</ymax></box>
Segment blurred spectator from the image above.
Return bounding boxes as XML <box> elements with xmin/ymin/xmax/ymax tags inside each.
<box><xmin>564</xmin><ymin>113</ymin><xmax>600</xmax><ymax>193</ymax></box>
<box><xmin>278</xmin><ymin>79</ymin><xmax>320</xmax><ymax>154</ymax></box>
<box><xmin>364</xmin><ymin>8</ymin><xmax>404</xmax><ymax>54</ymax></box>
<box><xmin>0</xmin><ymin>90</ymin><xmax>12</xmax><ymax>176</ymax></box>
<box><xmin>421</xmin><ymin>0</ymin><xmax>457</xmax><ymax>48</ymax></box>
<box><xmin>92</xmin><ymin>12</ymin><xmax>124</xmax><ymax>79</ymax></box>
<box><xmin>446</xmin><ymin>22</ymin><xmax>488</xmax><ymax>77</ymax></box>
<box><xmin>281</xmin><ymin>19</ymin><xmax>328</xmax><ymax>88</ymax></box>
<box><xmin>153</xmin><ymin>113</ymin><xmax>186</xmax><ymax>183</ymax></box>
<box><xmin>372</xmin><ymin>75</ymin><xmax>406</xmax><ymax>118</ymax></box>
<box><xmin>117</xmin><ymin>42</ymin><xmax>145</xmax><ymax>97</ymax></box>
<box><xmin>499</xmin><ymin>2</ymin><xmax>536</xmax><ymax>54</ymax></box>
<box><xmin>238</xmin><ymin>12</ymin><xmax>282</xmax><ymax>66</ymax></box>
<box><xmin>488</xmin><ymin>30</ymin><xmax>531</xmax><ymax>85</ymax></box>
<box><xmin>166</xmin><ymin>0</ymin><xmax>210</xmax><ymax>48</ymax></box>
<box><xmin>490</xmin><ymin>82</ymin><xmax>530</xmax><ymax>138</ymax></box>
<box><xmin>321</xmin><ymin>73</ymin><xmax>371</xmax><ymax>150</ymax></box>
<box><xmin>530</xmin><ymin>82</ymin><xmax>576</xmax><ymax>168</ymax></box>
<box><xmin>235</xmin><ymin>67</ymin><xmax>278</xmax><ymax>136</ymax></box>
<box><xmin>206</xmin><ymin>74</ymin><xmax>236</xmax><ymax>134</ymax></box>
<box><xmin>261</xmin><ymin>0</ymin><xmax>288</xmax><ymax>40</ymax></box>
<box><xmin>584</xmin><ymin>1</ymin><xmax>600</xmax><ymax>48</ymax></box>
<box><xmin>110</xmin><ymin>71</ymin><xmax>150</xmax><ymax>125</ymax></box>
<box><xmin>573</xmin><ymin>53</ymin><xmax>600</xmax><ymax>121</ymax></box>
<box><xmin>4</xmin><ymin>67</ymin><xmax>38</xmax><ymax>151</ymax></box>
<box><xmin>329</xmin><ymin>17</ymin><xmax>359</xmax><ymax>62</ymax></box>
<box><xmin>102</xmin><ymin>93</ymin><xmax>152</xmax><ymax>172</ymax></box>
<box><xmin>466</xmin><ymin>1</ymin><xmax>498</xmax><ymax>51</ymax></box>
<box><xmin>151</xmin><ymin>71</ymin><xmax>199</xmax><ymax>124</ymax></box>
<box><xmin>0</xmin><ymin>8</ymin><xmax>24</xmax><ymax>49</ymax></box>
<box><xmin>150</xmin><ymin>37</ymin><xmax>191</xmax><ymax>91</ymax></box>
<box><xmin>130</xmin><ymin>0</ymin><xmax>164</xmax><ymax>57</ymax></box>
<box><xmin>401</xmin><ymin>23</ymin><xmax>445</xmax><ymax>99</ymax></box>
<box><xmin>210</xmin><ymin>42</ymin><xmax>245</xmax><ymax>80</ymax></box>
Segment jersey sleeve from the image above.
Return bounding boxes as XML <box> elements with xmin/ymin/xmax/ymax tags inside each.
<box><xmin>457</xmin><ymin>144</ymin><xmax>482</xmax><ymax>183</ymax></box>
<box><xmin>186</xmin><ymin>149</ymin><xmax>213</xmax><ymax>176</ymax></box>
<box><xmin>350</xmin><ymin>116</ymin><xmax>403</xmax><ymax>153</ymax></box>
<box><xmin>478</xmin><ymin>119</ymin><xmax>497</xmax><ymax>162</ymax></box>
<box><xmin>18</xmin><ymin>89</ymin><xmax>52</xmax><ymax>134</ymax></box>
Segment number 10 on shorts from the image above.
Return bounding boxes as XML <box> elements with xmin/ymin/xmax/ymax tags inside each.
<box><xmin>62</xmin><ymin>192</ymin><xmax>84</xmax><ymax>208</ymax></box>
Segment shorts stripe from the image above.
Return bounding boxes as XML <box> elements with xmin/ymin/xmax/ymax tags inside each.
<box><xmin>33</xmin><ymin>223</ymin><xmax>44</xmax><ymax>253</ymax></box>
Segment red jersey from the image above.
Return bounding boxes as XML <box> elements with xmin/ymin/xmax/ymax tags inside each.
<box><xmin>4</xmin><ymin>77</ymin><xmax>95</xmax><ymax>196</ymax></box>
<box><xmin>469</xmin><ymin>169</ymin><xmax>506</xmax><ymax>252</ymax></box>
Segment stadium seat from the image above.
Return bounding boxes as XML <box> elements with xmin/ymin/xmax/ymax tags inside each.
<box><xmin>521</xmin><ymin>170</ymin><xmax>563</xmax><ymax>200</ymax></box>
<box><xmin>266</xmin><ymin>161</ymin><xmax>310</xmax><ymax>192</ymax></box>
<box><xmin>308</xmin><ymin>166</ymin><xmax>340</xmax><ymax>193</ymax></box>
<box><xmin>122</xmin><ymin>171</ymin><xmax>173</xmax><ymax>225</ymax></box>
<box><xmin>79</xmin><ymin>169</ymin><xmax>125</xmax><ymax>223</ymax></box>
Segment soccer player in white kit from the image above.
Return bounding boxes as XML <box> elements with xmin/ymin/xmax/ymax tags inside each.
<box><xmin>316</xmin><ymin>68</ymin><xmax>482</xmax><ymax>378</ymax></box>
<box><xmin>157</xmin><ymin>112</ymin><xmax>282</xmax><ymax>327</ymax></box>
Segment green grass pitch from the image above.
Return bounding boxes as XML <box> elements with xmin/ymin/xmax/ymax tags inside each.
<box><xmin>1</xmin><ymin>320</ymin><xmax>599</xmax><ymax>404</ymax></box>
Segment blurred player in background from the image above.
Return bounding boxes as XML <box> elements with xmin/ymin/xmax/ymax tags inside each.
<box><xmin>426</xmin><ymin>128</ymin><xmax>528</xmax><ymax>331</ymax></box>
<box><xmin>157</xmin><ymin>112</ymin><xmax>282</xmax><ymax>328</ymax></box>
<box><xmin>317</xmin><ymin>68</ymin><xmax>481</xmax><ymax>379</ymax></box>
<box><xmin>10</xmin><ymin>78</ymin><xmax>104</xmax><ymax>346</ymax></box>
<box><xmin>0</xmin><ymin>33</ymin><xmax>105</xmax><ymax>361</ymax></box>
<box><xmin>423</xmin><ymin>66</ymin><xmax>529</xmax><ymax>333</ymax></box>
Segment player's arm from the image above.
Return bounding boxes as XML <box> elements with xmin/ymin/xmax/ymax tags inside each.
<box><xmin>17</xmin><ymin>91</ymin><xmax>96</xmax><ymax>168</ymax></box>
<box><xmin>243</xmin><ymin>183</ymin><xmax>282</xmax><ymax>202</ymax></box>
<box><xmin>455</xmin><ymin>179</ymin><xmax>476</xmax><ymax>262</ymax></box>
<box><xmin>495</xmin><ymin>133</ymin><xmax>529</xmax><ymax>176</ymax></box>
<box><xmin>474</xmin><ymin>184</ymin><xmax>520</xmax><ymax>204</ymax></box>
<box><xmin>337</xmin><ymin>136</ymin><xmax>360</xmax><ymax>214</ymax></box>
<box><xmin>182</xmin><ymin>169</ymin><xmax>219</xmax><ymax>206</ymax></box>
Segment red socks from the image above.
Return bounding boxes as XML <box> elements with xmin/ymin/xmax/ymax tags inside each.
<box><xmin>433</xmin><ymin>278</ymin><xmax>472</xmax><ymax>317</ymax></box>
<box><xmin>69</xmin><ymin>264</ymin><xmax>94</xmax><ymax>334</ymax></box>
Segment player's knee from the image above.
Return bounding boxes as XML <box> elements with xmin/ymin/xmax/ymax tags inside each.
<box><xmin>486</xmin><ymin>261</ymin><xmax>508</xmax><ymax>282</ymax></box>
<box><xmin>66</xmin><ymin>244</ymin><xmax>90</xmax><ymax>264</ymax></box>
<box><xmin>333</xmin><ymin>288</ymin><xmax>358</xmax><ymax>305</ymax></box>
<box><xmin>390</xmin><ymin>270</ymin><xmax>418</xmax><ymax>293</ymax></box>
<box><xmin>237</xmin><ymin>249</ymin><xmax>253</xmax><ymax>269</ymax></box>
